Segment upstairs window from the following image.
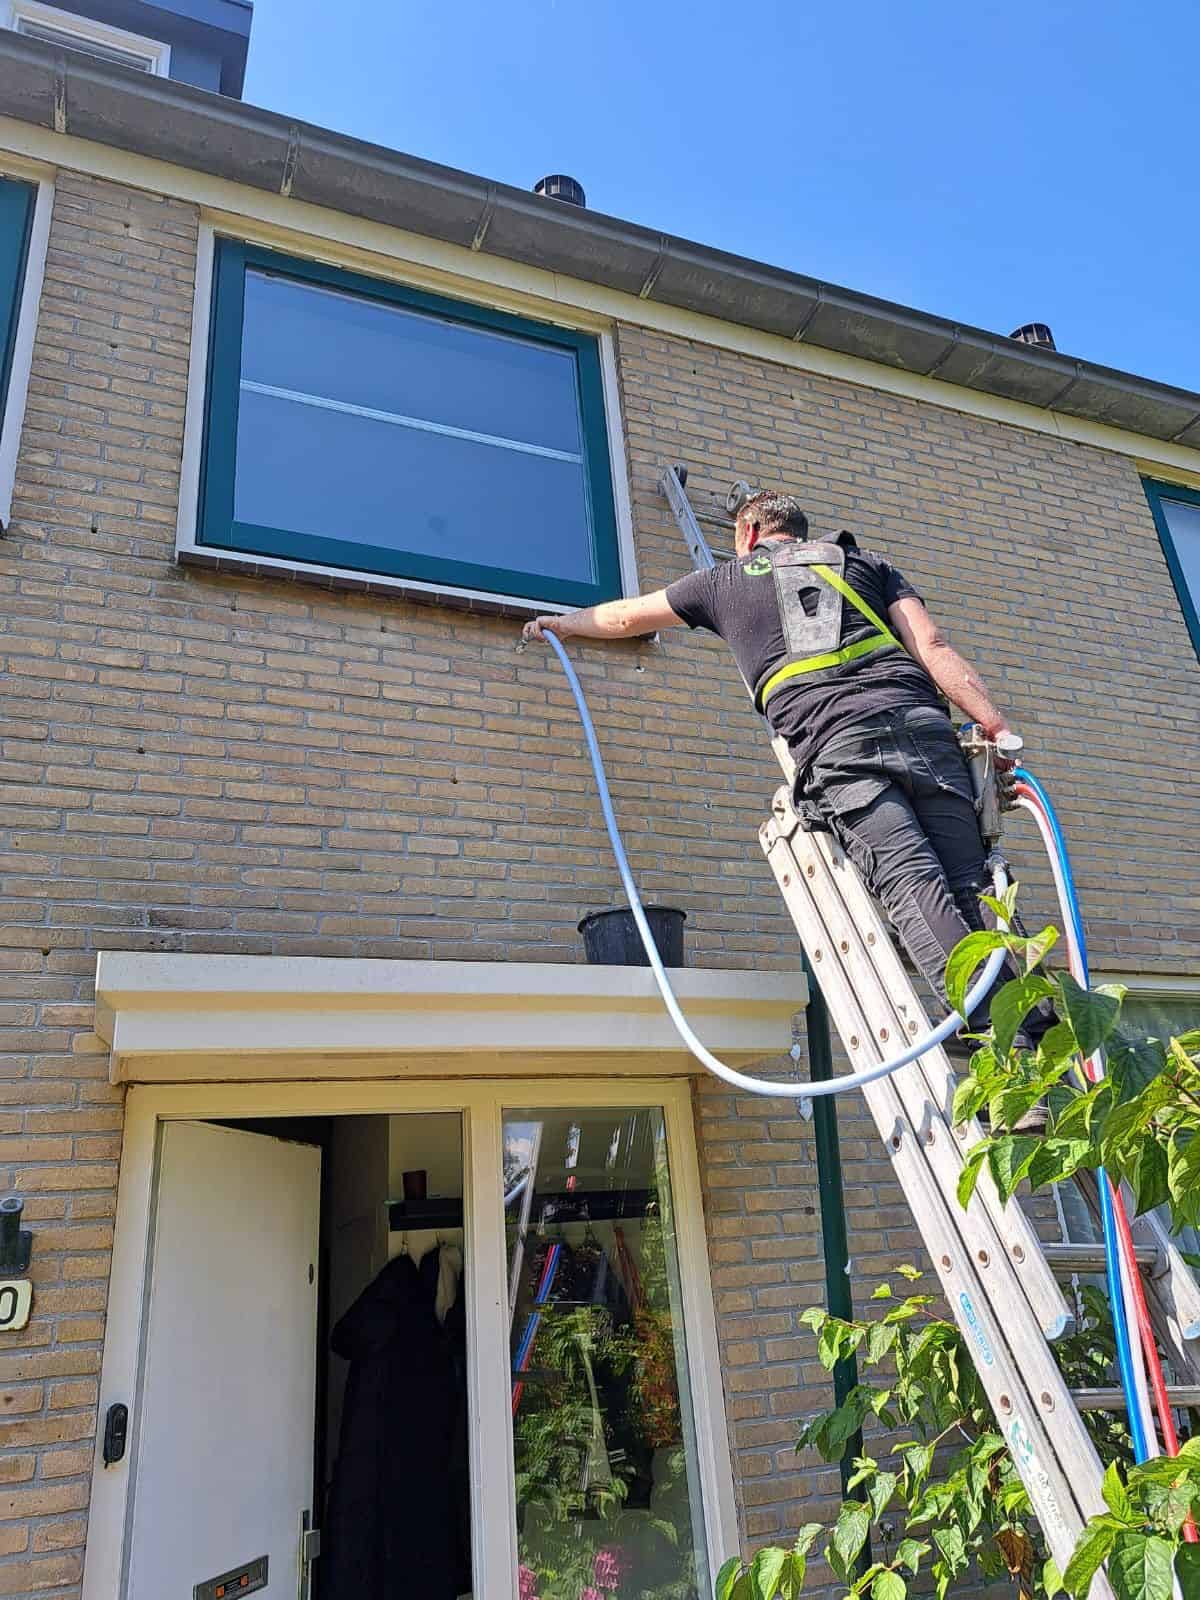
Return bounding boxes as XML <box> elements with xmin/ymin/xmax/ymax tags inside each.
<box><xmin>196</xmin><ymin>241</ymin><xmax>623</xmax><ymax>609</ymax></box>
<box><xmin>0</xmin><ymin>173</ymin><xmax>33</xmax><ymax>434</ymax></box>
<box><xmin>7</xmin><ymin>0</ymin><xmax>170</xmax><ymax>73</ymax></box>
<box><xmin>1142</xmin><ymin>478</ymin><xmax>1200</xmax><ymax>663</ymax></box>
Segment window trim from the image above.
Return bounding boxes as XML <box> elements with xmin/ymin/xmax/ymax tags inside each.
<box><xmin>190</xmin><ymin>235</ymin><xmax>627</xmax><ymax>611</ymax></box>
<box><xmin>4</xmin><ymin>0</ymin><xmax>170</xmax><ymax>74</ymax></box>
<box><xmin>0</xmin><ymin>165</ymin><xmax>50</xmax><ymax>532</ymax></box>
<box><xmin>1142</xmin><ymin>476</ymin><xmax>1200</xmax><ymax>665</ymax></box>
<box><xmin>80</xmin><ymin>1077</ymin><xmax>739</xmax><ymax>1600</ymax></box>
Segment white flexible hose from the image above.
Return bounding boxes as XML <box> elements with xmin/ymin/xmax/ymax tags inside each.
<box><xmin>544</xmin><ymin>631</ymin><xmax>1009</xmax><ymax>1104</ymax></box>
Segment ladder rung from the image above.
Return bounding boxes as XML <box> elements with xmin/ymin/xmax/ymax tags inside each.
<box><xmin>1073</xmin><ymin>1385</ymin><xmax>1200</xmax><ymax>1412</ymax></box>
<box><xmin>1043</xmin><ymin>1242</ymin><xmax>1158</xmax><ymax>1274</ymax></box>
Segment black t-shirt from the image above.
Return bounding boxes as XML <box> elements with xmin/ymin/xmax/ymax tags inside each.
<box><xmin>665</xmin><ymin>536</ymin><xmax>943</xmax><ymax>779</ymax></box>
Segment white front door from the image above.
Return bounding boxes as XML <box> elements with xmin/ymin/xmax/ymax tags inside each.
<box><xmin>126</xmin><ymin>1121</ymin><xmax>321</xmax><ymax>1600</ymax></box>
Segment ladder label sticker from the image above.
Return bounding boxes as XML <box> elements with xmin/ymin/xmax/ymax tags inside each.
<box><xmin>1007</xmin><ymin>1420</ymin><xmax>1068</xmax><ymax>1541</ymax></box>
<box><xmin>958</xmin><ymin>1291</ymin><xmax>994</xmax><ymax>1368</ymax></box>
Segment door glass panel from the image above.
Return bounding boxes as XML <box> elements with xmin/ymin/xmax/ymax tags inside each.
<box><xmin>503</xmin><ymin>1106</ymin><xmax>709</xmax><ymax>1600</ymax></box>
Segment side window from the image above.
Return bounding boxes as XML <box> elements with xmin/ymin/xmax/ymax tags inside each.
<box><xmin>0</xmin><ymin>174</ymin><xmax>34</xmax><ymax>440</ymax></box>
<box><xmin>1142</xmin><ymin>478</ymin><xmax>1200</xmax><ymax>663</ymax></box>
<box><xmin>196</xmin><ymin>240</ymin><xmax>622</xmax><ymax>608</ymax></box>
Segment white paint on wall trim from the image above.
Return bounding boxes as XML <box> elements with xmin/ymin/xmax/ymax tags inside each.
<box><xmin>4</xmin><ymin>0</ymin><xmax>170</xmax><ymax>74</ymax></box>
<box><xmin>0</xmin><ymin>114</ymin><xmax>1198</xmax><ymax>480</ymax></box>
<box><xmin>1092</xmin><ymin>972</ymin><xmax>1200</xmax><ymax>1000</ymax></box>
<box><xmin>93</xmin><ymin>950</ymin><xmax>808</xmax><ymax>1082</ymax></box>
<box><xmin>82</xmin><ymin>1077</ymin><xmax>741</xmax><ymax>1600</ymax></box>
<box><xmin>0</xmin><ymin>168</ymin><xmax>50</xmax><ymax>528</ymax></box>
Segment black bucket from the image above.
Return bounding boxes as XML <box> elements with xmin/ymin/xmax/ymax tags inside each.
<box><xmin>578</xmin><ymin>906</ymin><xmax>687</xmax><ymax>968</ymax></box>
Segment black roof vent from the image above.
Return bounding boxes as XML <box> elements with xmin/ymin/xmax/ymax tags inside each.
<box><xmin>534</xmin><ymin>174</ymin><xmax>586</xmax><ymax>207</ymax></box>
<box><xmin>1010</xmin><ymin>322</ymin><xmax>1056</xmax><ymax>351</ymax></box>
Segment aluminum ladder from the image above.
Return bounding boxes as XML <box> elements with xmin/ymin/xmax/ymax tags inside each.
<box><xmin>659</xmin><ymin>466</ymin><xmax>1200</xmax><ymax>1593</ymax></box>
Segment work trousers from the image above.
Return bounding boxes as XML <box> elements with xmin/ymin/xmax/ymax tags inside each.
<box><xmin>797</xmin><ymin>704</ymin><xmax>1044</xmax><ymax>1039</ymax></box>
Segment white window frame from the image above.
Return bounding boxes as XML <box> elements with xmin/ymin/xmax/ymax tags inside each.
<box><xmin>0</xmin><ymin>162</ymin><xmax>52</xmax><ymax>532</ymax></box>
<box><xmin>81</xmin><ymin>1077</ymin><xmax>738</xmax><ymax>1600</ymax></box>
<box><xmin>175</xmin><ymin>222</ymin><xmax>641</xmax><ymax>616</ymax></box>
<box><xmin>4</xmin><ymin>0</ymin><xmax>170</xmax><ymax>75</ymax></box>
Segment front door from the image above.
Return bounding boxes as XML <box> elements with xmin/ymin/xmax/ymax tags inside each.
<box><xmin>126</xmin><ymin>1121</ymin><xmax>321</xmax><ymax>1600</ymax></box>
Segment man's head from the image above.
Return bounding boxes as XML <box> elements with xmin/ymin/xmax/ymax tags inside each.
<box><xmin>734</xmin><ymin>491</ymin><xmax>809</xmax><ymax>558</ymax></box>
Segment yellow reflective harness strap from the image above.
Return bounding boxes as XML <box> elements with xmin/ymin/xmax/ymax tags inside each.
<box><xmin>757</xmin><ymin>562</ymin><xmax>903</xmax><ymax>708</ymax></box>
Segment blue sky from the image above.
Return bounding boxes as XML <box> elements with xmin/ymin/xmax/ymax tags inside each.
<box><xmin>245</xmin><ymin>0</ymin><xmax>1199</xmax><ymax>393</ymax></box>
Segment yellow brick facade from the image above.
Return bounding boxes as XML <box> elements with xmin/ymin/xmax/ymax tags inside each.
<box><xmin>0</xmin><ymin>166</ymin><xmax>1197</xmax><ymax>1596</ymax></box>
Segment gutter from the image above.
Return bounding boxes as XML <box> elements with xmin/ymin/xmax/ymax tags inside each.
<box><xmin>3</xmin><ymin>30</ymin><xmax>1200</xmax><ymax>448</ymax></box>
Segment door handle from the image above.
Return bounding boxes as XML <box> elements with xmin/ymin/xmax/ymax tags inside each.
<box><xmin>297</xmin><ymin>1510</ymin><xmax>321</xmax><ymax>1600</ymax></box>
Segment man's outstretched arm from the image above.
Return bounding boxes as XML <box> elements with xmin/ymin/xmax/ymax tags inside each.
<box><xmin>521</xmin><ymin>589</ymin><xmax>684</xmax><ymax>644</ymax></box>
<box><xmin>888</xmin><ymin>596</ymin><xmax>1013</xmax><ymax>739</ymax></box>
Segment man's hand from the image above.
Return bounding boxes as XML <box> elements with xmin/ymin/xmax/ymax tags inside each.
<box><xmin>521</xmin><ymin>615</ymin><xmax>568</xmax><ymax>644</ymax></box>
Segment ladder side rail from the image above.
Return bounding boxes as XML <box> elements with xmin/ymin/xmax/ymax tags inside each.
<box><xmin>760</xmin><ymin>820</ymin><xmax>1113</xmax><ymax>1591</ymax></box>
<box><xmin>774</xmin><ymin>795</ymin><xmax>1074</xmax><ymax>1340</ymax></box>
<box><xmin>774</xmin><ymin>800</ymin><xmax>1074</xmax><ymax>1342</ymax></box>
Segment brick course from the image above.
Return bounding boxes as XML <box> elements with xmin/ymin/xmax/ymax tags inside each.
<box><xmin>0</xmin><ymin>167</ymin><xmax>1196</xmax><ymax>1596</ymax></box>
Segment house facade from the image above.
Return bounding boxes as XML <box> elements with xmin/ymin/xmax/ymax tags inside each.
<box><xmin>0</xmin><ymin>7</ymin><xmax>1199</xmax><ymax>1599</ymax></box>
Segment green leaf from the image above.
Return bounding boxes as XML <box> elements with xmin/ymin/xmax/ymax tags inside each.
<box><xmin>872</xmin><ymin>1572</ymin><xmax>906</xmax><ymax>1600</ymax></box>
<box><xmin>946</xmin><ymin>930</ymin><xmax>1015</xmax><ymax>1018</ymax></box>
<box><xmin>1103</xmin><ymin>1461</ymin><xmax>1134</xmax><ymax>1521</ymax></box>
<box><xmin>866</xmin><ymin>1322</ymin><xmax>897</xmax><ymax>1363</ymax></box>
<box><xmin>1167</xmin><ymin>1133</ymin><xmax>1200</xmax><ymax>1231</ymax></box>
<box><xmin>1063</xmin><ymin>1518</ymin><xmax>1119</xmax><ymax>1598</ymax></box>
<box><xmin>894</xmin><ymin>1539</ymin><xmax>929</xmax><ymax>1575</ymax></box>
<box><xmin>987</xmin><ymin>1134</ymin><xmax>1042</xmax><ymax>1203</ymax></box>
<box><xmin>933</xmin><ymin>1525</ymin><xmax>967</xmax><ymax>1573</ymax></box>
<box><xmin>871</xmin><ymin>1283</ymin><xmax>892</xmax><ymax>1300</ymax></box>
<box><xmin>1058</xmin><ymin>972</ymin><xmax>1123</xmax><ymax>1058</ymax></box>
<box><xmin>952</xmin><ymin>1074</ymin><xmax>990</xmax><ymax>1126</ymax></box>
<box><xmin>832</xmin><ymin>1501</ymin><xmax>871</xmax><ymax>1577</ymax></box>
<box><xmin>957</xmin><ymin>1142</ymin><xmax>990</xmax><ymax>1209</ymax></box>
<box><xmin>799</xmin><ymin>1306</ymin><xmax>826</xmax><ymax>1332</ymax></box>
<box><xmin>792</xmin><ymin>1524</ymin><xmax>822</xmax><ymax>1560</ymax></box>
<box><xmin>981</xmin><ymin>883</ymin><xmax>1019</xmax><ymax>925</ymax></box>
<box><xmin>716</xmin><ymin>1556</ymin><xmax>745</xmax><ymax>1600</ymax></box>
<box><xmin>1107</xmin><ymin>1532</ymin><xmax>1175</xmax><ymax>1600</ymax></box>
<box><xmin>1175</xmin><ymin>1544</ymin><xmax>1200</xmax><ymax>1597</ymax></box>
<box><xmin>1127</xmin><ymin>1136</ymin><xmax>1170</xmax><ymax>1216</ymax></box>
<box><xmin>1043</xmin><ymin>1555</ymin><xmax>1065</xmax><ymax>1598</ymax></box>
<box><xmin>867</xmin><ymin>1470</ymin><xmax>898</xmax><ymax>1521</ymax></box>
<box><xmin>749</xmin><ymin>1546</ymin><xmax>788</xmax><ymax>1600</ymax></box>
<box><xmin>1028</xmin><ymin>1137</ymin><xmax>1092</xmax><ymax>1191</ymax></box>
<box><xmin>896</xmin><ymin>1264</ymin><xmax>923</xmax><ymax>1281</ymax></box>
<box><xmin>990</xmin><ymin>974</ymin><xmax>1059</xmax><ymax>1059</ymax></box>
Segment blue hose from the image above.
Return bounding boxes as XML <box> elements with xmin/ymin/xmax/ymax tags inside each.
<box><xmin>1016</xmin><ymin>770</ymin><xmax>1149</xmax><ymax>1460</ymax></box>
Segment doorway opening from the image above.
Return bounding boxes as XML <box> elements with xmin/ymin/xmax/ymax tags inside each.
<box><xmin>125</xmin><ymin>1112</ymin><xmax>471</xmax><ymax>1600</ymax></box>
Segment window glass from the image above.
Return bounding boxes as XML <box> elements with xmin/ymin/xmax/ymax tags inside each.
<box><xmin>199</xmin><ymin>244</ymin><xmax>621</xmax><ymax>607</ymax></box>
<box><xmin>0</xmin><ymin>176</ymin><xmax>34</xmax><ymax>428</ymax></box>
<box><xmin>1143</xmin><ymin>479</ymin><xmax>1200</xmax><ymax>661</ymax></box>
<box><xmin>503</xmin><ymin>1106</ymin><xmax>709</xmax><ymax>1600</ymax></box>
<box><xmin>1155</xmin><ymin>495</ymin><xmax>1200</xmax><ymax>613</ymax></box>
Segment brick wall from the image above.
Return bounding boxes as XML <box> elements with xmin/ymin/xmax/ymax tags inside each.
<box><xmin>0</xmin><ymin>167</ymin><xmax>1196</xmax><ymax>1595</ymax></box>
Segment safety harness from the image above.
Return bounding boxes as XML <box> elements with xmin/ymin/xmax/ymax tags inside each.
<box><xmin>754</xmin><ymin>539</ymin><xmax>903</xmax><ymax>711</ymax></box>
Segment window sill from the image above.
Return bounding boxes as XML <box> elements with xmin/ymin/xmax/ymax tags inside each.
<box><xmin>178</xmin><ymin>545</ymin><xmax>582</xmax><ymax>620</ymax></box>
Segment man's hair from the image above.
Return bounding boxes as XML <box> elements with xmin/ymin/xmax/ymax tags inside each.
<box><xmin>736</xmin><ymin>491</ymin><xmax>809</xmax><ymax>540</ymax></box>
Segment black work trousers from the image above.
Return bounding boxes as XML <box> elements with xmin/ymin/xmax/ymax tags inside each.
<box><xmin>797</xmin><ymin>704</ymin><xmax>1037</xmax><ymax>1038</ymax></box>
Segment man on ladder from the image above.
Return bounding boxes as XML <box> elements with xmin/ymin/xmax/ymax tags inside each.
<box><xmin>522</xmin><ymin>489</ymin><xmax>1052</xmax><ymax>1068</ymax></box>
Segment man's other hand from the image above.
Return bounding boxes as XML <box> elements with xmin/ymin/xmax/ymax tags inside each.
<box><xmin>521</xmin><ymin>615</ymin><xmax>566</xmax><ymax>644</ymax></box>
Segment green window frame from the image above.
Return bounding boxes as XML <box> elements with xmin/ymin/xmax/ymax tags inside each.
<box><xmin>0</xmin><ymin>176</ymin><xmax>35</xmax><ymax>432</ymax></box>
<box><xmin>1142</xmin><ymin>477</ymin><xmax>1200</xmax><ymax>665</ymax></box>
<box><xmin>197</xmin><ymin>240</ymin><xmax>623</xmax><ymax>608</ymax></box>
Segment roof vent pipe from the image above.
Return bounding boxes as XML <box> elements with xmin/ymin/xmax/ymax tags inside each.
<box><xmin>1009</xmin><ymin>322</ymin><xmax>1057</xmax><ymax>351</ymax></box>
<box><xmin>534</xmin><ymin>174</ymin><xmax>586</xmax><ymax>207</ymax></box>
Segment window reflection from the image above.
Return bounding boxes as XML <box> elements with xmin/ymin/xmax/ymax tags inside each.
<box><xmin>503</xmin><ymin>1108</ymin><xmax>707</xmax><ymax>1600</ymax></box>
